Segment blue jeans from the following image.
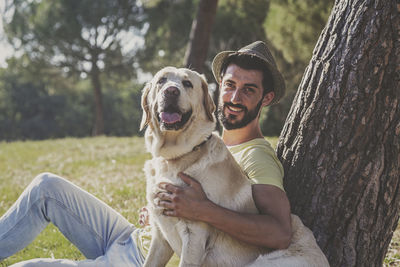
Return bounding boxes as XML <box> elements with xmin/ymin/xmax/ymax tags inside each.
<box><xmin>0</xmin><ymin>173</ymin><xmax>145</xmax><ymax>266</ymax></box>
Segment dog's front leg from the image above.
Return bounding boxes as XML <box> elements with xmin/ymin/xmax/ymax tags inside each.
<box><xmin>178</xmin><ymin>222</ymin><xmax>210</xmax><ymax>267</ymax></box>
<box><xmin>143</xmin><ymin>225</ymin><xmax>174</xmax><ymax>267</ymax></box>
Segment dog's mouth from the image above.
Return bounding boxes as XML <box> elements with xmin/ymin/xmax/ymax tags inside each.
<box><xmin>158</xmin><ymin>108</ymin><xmax>192</xmax><ymax>130</ymax></box>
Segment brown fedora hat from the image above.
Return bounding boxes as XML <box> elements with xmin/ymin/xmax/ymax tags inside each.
<box><xmin>212</xmin><ymin>41</ymin><xmax>285</xmax><ymax>105</ymax></box>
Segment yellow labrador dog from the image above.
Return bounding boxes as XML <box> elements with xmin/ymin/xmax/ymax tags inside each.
<box><xmin>140</xmin><ymin>67</ymin><xmax>329</xmax><ymax>267</ymax></box>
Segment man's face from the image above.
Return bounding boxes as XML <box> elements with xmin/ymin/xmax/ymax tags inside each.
<box><xmin>218</xmin><ymin>64</ymin><xmax>267</xmax><ymax>130</ymax></box>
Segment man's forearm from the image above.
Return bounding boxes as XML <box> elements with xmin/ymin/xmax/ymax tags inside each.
<box><xmin>156</xmin><ymin>175</ymin><xmax>292</xmax><ymax>250</ymax></box>
<box><xmin>198</xmin><ymin>200</ymin><xmax>291</xmax><ymax>249</ymax></box>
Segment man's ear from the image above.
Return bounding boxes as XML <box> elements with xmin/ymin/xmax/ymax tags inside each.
<box><xmin>262</xmin><ymin>91</ymin><xmax>275</xmax><ymax>107</ymax></box>
<box><xmin>140</xmin><ymin>82</ymin><xmax>152</xmax><ymax>131</ymax></box>
<box><xmin>201</xmin><ymin>76</ymin><xmax>216</xmax><ymax>122</ymax></box>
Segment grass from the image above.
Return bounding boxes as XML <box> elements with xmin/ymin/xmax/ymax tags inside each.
<box><xmin>0</xmin><ymin>137</ymin><xmax>149</xmax><ymax>266</ymax></box>
<box><xmin>0</xmin><ymin>136</ymin><xmax>398</xmax><ymax>266</ymax></box>
<box><xmin>385</xmin><ymin>226</ymin><xmax>400</xmax><ymax>266</ymax></box>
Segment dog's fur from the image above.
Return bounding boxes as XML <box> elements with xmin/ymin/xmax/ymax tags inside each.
<box><xmin>140</xmin><ymin>67</ymin><xmax>329</xmax><ymax>267</ymax></box>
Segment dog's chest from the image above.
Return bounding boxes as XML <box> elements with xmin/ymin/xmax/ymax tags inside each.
<box><xmin>145</xmin><ymin>155</ymin><xmax>204</xmax><ymax>189</ymax></box>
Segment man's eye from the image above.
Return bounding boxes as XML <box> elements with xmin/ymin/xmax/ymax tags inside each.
<box><xmin>224</xmin><ymin>82</ymin><xmax>234</xmax><ymax>88</ymax></box>
<box><xmin>182</xmin><ymin>80</ymin><xmax>193</xmax><ymax>88</ymax></box>
<box><xmin>157</xmin><ymin>77</ymin><xmax>167</xmax><ymax>84</ymax></box>
<box><xmin>244</xmin><ymin>87</ymin><xmax>255</xmax><ymax>94</ymax></box>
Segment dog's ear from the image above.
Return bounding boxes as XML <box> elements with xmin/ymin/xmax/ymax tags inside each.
<box><xmin>201</xmin><ymin>75</ymin><xmax>216</xmax><ymax>122</ymax></box>
<box><xmin>140</xmin><ymin>82</ymin><xmax>152</xmax><ymax>131</ymax></box>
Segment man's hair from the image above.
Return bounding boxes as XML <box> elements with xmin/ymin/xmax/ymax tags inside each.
<box><xmin>220</xmin><ymin>53</ymin><xmax>274</xmax><ymax>96</ymax></box>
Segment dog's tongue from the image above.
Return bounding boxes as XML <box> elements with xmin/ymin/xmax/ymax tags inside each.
<box><xmin>160</xmin><ymin>112</ymin><xmax>182</xmax><ymax>124</ymax></box>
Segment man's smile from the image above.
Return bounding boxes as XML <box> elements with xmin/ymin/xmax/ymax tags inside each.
<box><xmin>224</xmin><ymin>103</ymin><xmax>247</xmax><ymax>115</ymax></box>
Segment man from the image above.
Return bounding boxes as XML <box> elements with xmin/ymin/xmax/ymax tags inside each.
<box><xmin>154</xmin><ymin>40</ymin><xmax>292</xmax><ymax>250</ymax></box>
<box><xmin>0</xmin><ymin>41</ymin><xmax>290</xmax><ymax>266</ymax></box>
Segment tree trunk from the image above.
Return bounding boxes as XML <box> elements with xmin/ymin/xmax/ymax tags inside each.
<box><xmin>90</xmin><ymin>61</ymin><xmax>104</xmax><ymax>136</ymax></box>
<box><xmin>183</xmin><ymin>0</ymin><xmax>218</xmax><ymax>73</ymax></box>
<box><xmin>276</xmin><ymin>0</ymin><xmax>400</xmax><ymax>266</ymax></box>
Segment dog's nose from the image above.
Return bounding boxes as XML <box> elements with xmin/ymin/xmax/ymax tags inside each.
<box><xmin>163</xmin><ymin>86</ymin><xmax>180</xmax><ymax>97</ymax></box>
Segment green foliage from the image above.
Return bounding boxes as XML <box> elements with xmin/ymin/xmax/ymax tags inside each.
<box><xmin>5</xmin><ymin>0</ymin><xmax>143</xmax><ymax>74</ymax></box>
<box><xmin>0</xmin><ymin>56</ymin><xmax>88</xmax><ymax>140</ymax></box>
<box><xmin>3</xmin><ymin>0</ymin><xmax>146</xmax><ymax>135</ymax></box>
<box><xmin>260</xmin><ymin>0</ymin><xmax>334</xmax><ymax>136</ymax></box>
<box><xmin>0</xmin><ymin>0</ymin><xmax>335</xmax><ymax>139</ymax></box>
<box><xmin>206</xmin><ymin>0</ymin><xmax>269</xmax><ymax>80</ymax></box>
<box><xmin>138</xmin><ymin>0</ymin><xmax>270</xmax><ymax>81</ymax></box>
<box><xmin>265</xmin><ymin>0</ymin><xmax>333</xmax><ymax>65</ymax></box>
<box><xmin>0</xmin><ymin>56</ymin><xmax>144</xmax><ymax>140</ymax></box>
<box><xmin>137</xmin><ymin>0</ymin><xmax>197</xmax><ymax>74</ymax></box>
<box><xmin>102</xmin><ymin>74</ymin><xmax>144</xmax><ymax>136</ymax></box>
<box><xmin>211</xmin><ymin>0</ymin><xmax>269</xmax><ymax>50</ymax></box>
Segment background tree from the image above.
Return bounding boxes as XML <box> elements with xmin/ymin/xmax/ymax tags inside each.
<box><xmin>138</xmin><ymin>0</ymin><xmax>269</xmax><ymax>80</ymax></box>
<box><xmin>0</xmin><ymin>0</ymin><xmax>339</xmax><ymax>140</ymax></box>
<box><xmin>0</xmin><ymin>56</ymin><xmax>92</xmax><ymax>140</ymax></box>
<box><xmin>137</xmin><ymin>0</ymin><xmax>197</xmax><ymax>74</ymax></box>
<box><xmin>277</xmin><ymin>0</ymin><xmax>400</xmax><ymax>266</ymax></box>
<box><xmin>183</xmin><ymin>0</ymin><xmax>218</xmax><ymax>73</ymax></box>
<box><xmin>209</xmin><ymin>0</ymin><xmax>269</xmax><ymax>74</ymax></box>
<box><xmin>0</xmin><ymin>55</ymin><xmax>144</xmax><ymax>141</ymax></box>
<box><xmin>260</xmin><ymin>0</ymin><xmax>334</xmax><ymax>136</ymax></box>
<box><xmin>4</xmin><ymin>0</ymin><xmax>143</xmax><ymax>135</ymax></box>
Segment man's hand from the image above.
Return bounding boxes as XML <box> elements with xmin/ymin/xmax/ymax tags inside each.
<box><xmin>156</xmin><ymin>172</ymin><xmax>210</xmax><ymax>220</ymax></box>
<box><xmin>155</xmin><ymin>173</ymin><xmax>292</xmax><ymax>250</ymax></box>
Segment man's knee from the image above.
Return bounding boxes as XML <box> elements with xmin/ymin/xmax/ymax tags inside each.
<box><xmin>31</xmin><ymin>172</ymin><xmax>66</xmax><ymax>195</ymax></box>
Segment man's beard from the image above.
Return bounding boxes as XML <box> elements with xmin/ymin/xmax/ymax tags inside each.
<box><xmin>218</xmin><ymin>99</ymin><xmax>263</xmax><ymax>130</ymax></box>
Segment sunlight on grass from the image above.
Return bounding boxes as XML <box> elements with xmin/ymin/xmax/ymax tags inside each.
<box><xmin>0</xmin><ymin>137</ymin><xmax>149</xmax><ymax>265</ymax></box>
<box><xmin>0</xmin><ymin>136</ymin><xmax>398</xmax><ymax>266</ymax></box>
<box><xmin>384</xmin><ymin>223</ymin><xmax>400</xmax><ymax>267</ymax></box>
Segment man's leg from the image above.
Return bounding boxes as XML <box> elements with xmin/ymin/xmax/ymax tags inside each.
<box><xmin>0</xmin><ymin>172</ymin><xmax>134</xmax><ymax>261</ymax></box>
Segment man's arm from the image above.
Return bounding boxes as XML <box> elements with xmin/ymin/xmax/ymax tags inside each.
<box><xmin>157</xmin><ymin>172</ymin><xmax>292</xmax><ymax>250</ymax></box>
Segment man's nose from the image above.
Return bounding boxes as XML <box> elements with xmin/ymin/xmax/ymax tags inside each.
<box><xmin>230</xmin><ymin>89</ymin><xmax>241</xmax><ymax>103</ymax></box>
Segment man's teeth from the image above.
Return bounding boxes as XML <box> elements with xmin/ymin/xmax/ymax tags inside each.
<box><xmin>228</xmin><ymin>106</ymin><xmax>243</xmax><ymax>112</ymax></box>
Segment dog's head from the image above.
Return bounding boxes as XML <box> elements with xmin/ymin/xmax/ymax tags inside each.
<box><xmin>140</xmin><ymin>67</ymin><xmax>216</xmax><ymax>158</ymax></box>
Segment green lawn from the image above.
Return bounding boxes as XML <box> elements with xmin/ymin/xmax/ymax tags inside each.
<box><xmin>0</xmin><ymin>137</ymin><xmax>149</xmax><ymax>266</ymax></box>
<box><xmin>0</xmin><ymin>136</ymin><xmax>398</xmax><ymax>266</ymax></box>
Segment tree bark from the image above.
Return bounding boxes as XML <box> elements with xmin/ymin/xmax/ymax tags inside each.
<box><xmin>183</xmin><ymin>0</ymin><xmax>218</xmax><ymax>73</ymax></box>
<box><xmin>276</xmin><ymin>1</ymin><xmax>400</xmax><ymax>266</ymax></box>
<box><xmin>90</xmin><ymin>61</ymin><xmax>104</xmax><ymax>136</ymax></box>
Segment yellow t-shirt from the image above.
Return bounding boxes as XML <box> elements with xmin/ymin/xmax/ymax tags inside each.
<box><xmin>227</xmin><ymin>138</ymin><xmax>284</xmax><ymax>191</ymax></box>
<box><xmin>136</xmin><ymin>137</ymin><xmax>285</xmax><ymax>263</ymax></box>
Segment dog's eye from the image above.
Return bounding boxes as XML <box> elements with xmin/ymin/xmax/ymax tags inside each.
<box><xmin>182</xmin><ymin>80</ymin><xmax>193</xmax><ymax>88</ymax></box>
<box><xmin>157</xmin><ymin>77</ymin><xmax>167</xmax><ymax>85</ymax></box>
